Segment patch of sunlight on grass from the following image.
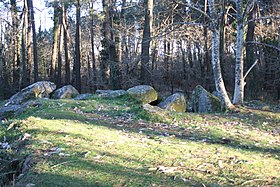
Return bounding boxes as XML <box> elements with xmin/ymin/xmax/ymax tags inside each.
<box><xmin>1</xmin><ymin>97</ymin><xmax>279</xmax><ymax>187</ymax></box>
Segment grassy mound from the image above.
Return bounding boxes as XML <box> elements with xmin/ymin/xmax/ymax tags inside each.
<box><xmin>0</xmin><ymin>95</ymin><xmax>279</xmax><ymax>186</ymax></box>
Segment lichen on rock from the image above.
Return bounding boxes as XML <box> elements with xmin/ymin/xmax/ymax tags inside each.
<box><xmin>158</xmin><ymin>93</ymin><xmax>186</xmax><ymax>112</ymax></box>
<box><xmin>189</xmin><ymin>85</ymin><xmax>221</xmax><ymax>113</ymax></box>
<box><xmin>127</xmin><ymin>85</ymin><xmax>158</xmax><ymax>104</ymax></box>
<box><xmin>52</xmin><ymin>85</ymin><xmax>79</xmax><ymax>99</ymax></box>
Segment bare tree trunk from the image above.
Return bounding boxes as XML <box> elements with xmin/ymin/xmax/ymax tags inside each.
<box><xmin>10</xmin><ymin>0</ymin><xmax>20</xmax><ymax>89</ymax></box>
<box><xmin>27</xmin><ymin>0</ymin><xmax>38</xmax><ymax>82</ymax></box>
<box><xmin>209</xmin><ymin>0</ymin><xmax>234</xmax><ymax>109</ymax></box>
<box><xmin>73</xmin><ymin>0</ymin><xmax>81</xmax><ymax>92</ymax></box>
<box><xmin>233</xmin><ymin>0</ymin><xmax>245</xmax><ymax>104</ymax></box>
<box><xmin>89</xmin><ymin>1</ymin><xmax>96</xmax><ymax>89</ymax></box>
<box><xmin>57</xmin><ymin>18</ymin><xmax>64</xmax><ymax>87</ymax></box>
<box><xmin>140</xmin><ymin>0</ymin><xmax>153</xmax><ymax>84</ymax></box>
<box><xmin>62</xmin><ymin>2</ymin><xmax>71</xmax><ymax>84</ymax></box>
<box><xmin>50</xmin><ymin>0</ymin><xmax>59</xmax><ymax>82</ymax></box>
<box><xmin>245</xmin><ymin>5</ymin><xmax>256</xmax><ymax>99</ymax></box>
<box><xmin>102</xmin><ymin>0</ymin><xmax>120</xmax><ymax>89</ymax></box>
<box><xmin>27</xmin><ymin>1</ymin><xmax>32</xmax><ymax>84</ymax></box>
<box><xmin>21</xmin><ymin>0</ymin><xmax>28</xmax><ymax>87</ymax></box>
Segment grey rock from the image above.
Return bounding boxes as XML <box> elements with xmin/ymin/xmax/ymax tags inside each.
<box><xmin>0</xmin><ymin>100</ymin><xmax>41</xmax><ymax>120</ymax></box>
<box><xmin>6</xmin><ymin>81</ymin><xmax>56</xmax><ymax>105</ymax></box>
<box><xmin>189</xmin><ymin>85</ymin><xmax>221</xmax><ymax>113</ymax></box>
<box><xmin>96</xmin><ymin>90</ymin><xmax>127</xmax><ymax>98</ymax></box>
<box><xmin>52</xmin><ymin>85</ymin><xmax>80</xmax><ymax>99</ymax></box>
<box><xmin>158</xmin><ymin>93</ymin><xmax>186</xmax><ymax>112</ymax></box>
<box><xmin>127</xmin><ymin>85</ymin><xmax>158</xmax><ymax>104</ymax></box>
<box><xmin>74</xmin><ymin>93</ymin><xmax>94</xmax><ymax>100</ymax></box>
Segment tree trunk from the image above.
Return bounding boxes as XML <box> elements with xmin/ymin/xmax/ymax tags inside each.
<box><xmin>10</xmin><ymin>0</ymin><xmax>20</xmax><ymax>89</ymax></box>
<box><xmin>209</xmin><ymin>0</ymin><xmax>234</xmax><ymax>109</ymax></box>
<box><xmin>27</xmin><ymin>0</ymin><xmax>38</xmax><ymax>82</ymax></box>
<box><xmin>21</xmin><ymin>0</ymin><xmax>28</xmax><ymax>87</ymax></box>
<box><xmin>245</xmin><ymin>5</ymin><xmax>256</xmax><ymax>99</ymax></box>
<box><xmin>62</xmin><ymin>2</ymin><xmax>71</xmax><ymax>84</ymax></box>
<box><xmin>140</xmin><ymin>0</ymin><xmax>153</xmax><ymax>83</ymax></box>
<box><xmin>26</xmin><ymin>0</ymin><xmax>32</xmax><ymax>84</ymax></box>
<box><xmin>89</xmin><ymin>1</ymin><xmax>96</xmax><ymax>89</ymax></box>
<box><xmin>102</xmin><ymin>0</ymin><xmax>120</xmax><ymax>89</ymax></box>
<box><xmin>50</xmin><ymin>0</ymin><xmax>60</xmax><ymax>82</ymax></box>
<box><xmin>73</xmin><ymin>0</ymin><xmax>81</xmax><ymax>92</ymax></box>
<box><xmin>233</xmin><ymin>0</ymin><xmax>245</xmax><ymax>104</ymax></box>
<box><xmin>57</xmin><ymin>19</ymin><xmax>64</xmax><ymax>87</ymax></box>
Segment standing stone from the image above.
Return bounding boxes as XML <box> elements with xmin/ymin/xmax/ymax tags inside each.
<box><xmin>52</xmin><ymin>85</ymin><xmax>80</xmax><ymax>99</ymax></box>
<box><xmin>127</xmin><ymin>85</ymin><xmax>158</xmax><ymax>104</ymax></box>
<box><xmin>158</xmin><ymin>93</ymin><xmax>186</xmax><ymax>112</ymax></box>
<box><xmin>6</xmin><ymin>81</ymin><xmax>56</xmax><ymax>105</ymax></box>
<box><xmin>189</xmin><ymin>85</ymin><xmax>221</xmax><ymax>113</ymax></box>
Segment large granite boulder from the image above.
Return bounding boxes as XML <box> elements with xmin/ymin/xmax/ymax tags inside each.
<box><xmin>52</xmin><ymin>85</ymin><xmax>79</xmax><ymax>99</ymax></box>
<box><xmin>127</xmin><ymin>85</ymin><xmax>158</xmax><ymax>104</ymax></box>
<box><xmin>189</xmin><ymin>85</ymin><xmax>221</xmax><ymax>113</ymax></box>
<box><xmin>96</xmin><ymin>90</ymin><xmax>127</xmax><ymax>98</ymax></box>
<box><xmin>5</xmin><ymin>81</ymin><xmax>56</xmax><ymax>105</ymax></box>
<box><xmin>158</xmin><ymin>93</ymin><xmax>186</xmax><ymax>112</ymax></box>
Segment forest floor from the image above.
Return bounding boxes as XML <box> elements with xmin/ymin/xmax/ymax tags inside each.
<box><xmin>0</xmin><ymin>95</ymin><xmax>279</xmax><ymax>187</ymax></box>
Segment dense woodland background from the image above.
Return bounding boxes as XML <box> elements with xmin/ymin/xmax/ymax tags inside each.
<box><xmin>0</xmin><ymin>0</ymin><xmax>279</xmax><ymax>104</ymax></box>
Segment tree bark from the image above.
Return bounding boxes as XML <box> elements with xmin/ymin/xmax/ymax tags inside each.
<box><xmin>89</xmin><ymin>1</ymin><xmax>96</xmax><ymax>89</ymax></box>
<box><xmin>209</xmin><ymin>0</ymin><xmax>234</xmax><ymax>109</ymax></box>
<box><xmin>245</xmin><ymin>5</ymin><xmax>256</xmax><ymax>99</ymax></box>
<box><xmin>10</xmin><ymin>0</ymin><xmax>20</xmax><ymax>89</ymax></box>
<box><xmin>73</xmin><ymin>0</ymin><xmax>81</xmax><ymax>92</ymax></box>
<box><xmin>50</xmin><ymin>0</ymin><xmax>60</xmax><ymax>82</ymax></box>
<box><xmin>57</xmin><ymin>18</ymin><xmax>64</xmax><ymax>87</ymax></box>
<box><xmin>102</xmin><ymin>0</ymin><xmax>120</xmax><ymax>89</ymax></box>
<box><xmin>21</xmin><ymin>0</ymin><xmax>28</xmax><ymax>87</ymax></box>
<box><xmin>27</xmin><ymin>0</ymin><xmax>38</xmax><ymax>82</ymax></box>
<box><xmin>233</xmin><ymin>0</ymin><xmax>245</xmax><ymax>104</ymax></box>
<box><xmin>62</xmin><ymin>2</ymin><xmax>71</xmax><ymax>84</ymax></box>
<box><xmin>140</xmin><ymin>0</ymin><xmax>153</xmax><ymax>84</ymax></box>
<box><xmin>26</xmin><ymin>0</ymin><xmax>32</xmax><ymax>84</ymax></box>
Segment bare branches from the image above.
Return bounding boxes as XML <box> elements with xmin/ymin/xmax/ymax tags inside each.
<box><xmin>243</xmin><ymin>0</ymin><xmax>258</xmax><ymax>20</ymax></box>
<box><xmin>246</xmin><ymin>41</ymin><xmax>280</xmax><ymax>51</ymax></box>
<box><xmin>172</xmin><ymin>0</ymin><xmax>211</xmax><ymax>20</ymax></box>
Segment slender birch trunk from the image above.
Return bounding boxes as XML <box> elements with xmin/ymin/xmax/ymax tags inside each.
<box><xmin>209</xmin><ymin>0</ymin><xmax>234</xmax><ymax>109</ymax></box>
<box><xmin>233</xmin><ymin>0</ymin><xmax>245</xmax><ymax>104</ymax></box>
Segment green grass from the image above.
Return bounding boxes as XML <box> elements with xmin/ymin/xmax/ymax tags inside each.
<box><xmin>0</xmin><ymin>95</ymin><xmax>279</xmax><ymax>187</ymax></box>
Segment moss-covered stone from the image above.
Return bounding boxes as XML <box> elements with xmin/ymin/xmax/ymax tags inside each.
<box><xmin>52</xmin><ymin>85</ymin><xmax>79</xmax><ymax>99</ymax></box>
<box><xmin>6</xmin><ymin>81</ymin><xmax>56</xmax><ymax>105</ymax></box>
<box><xmin>127</xmin><ymin>85</ymin><xmax>158</xmax><ymax>104</ymax></box>
<box><xmin>158</xmin><ymin>93</ymin><xmax>186</xmax><ymax>112</ymax></box>
<box><xmin>189</xmin><ymin>85</ymin><xmax>221</xmax><ymax>113</ymax></box>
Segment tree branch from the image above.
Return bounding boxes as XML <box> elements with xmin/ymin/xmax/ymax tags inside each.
<box><xmin>247</xmin><ymin>16</ymin><xmax>280</xmax><ymax>24</ymax></box>
<box><xmin>246</xmin><ymin>41</ymin><xmax>280</xmax><ymax>51</ymax></box>
<box><xmin>243</xmin><ymin>0</ymin><xmax>257</xmax><ymax>20</ymax></box>
<box><xmin>172</xmin><ymin>0</ymin><xmax>211</xmax><ymax>20</ymax></box>
<box><xmin>244</xmin><ymin>59</ymin><xmax>258</xmax><ymax>80</ymax></box>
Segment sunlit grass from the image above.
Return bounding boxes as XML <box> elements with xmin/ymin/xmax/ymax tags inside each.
<box><xmin>1</xmin><ymin>96</ymin><xmax>279</xmax><ymax>186</ymax></box>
